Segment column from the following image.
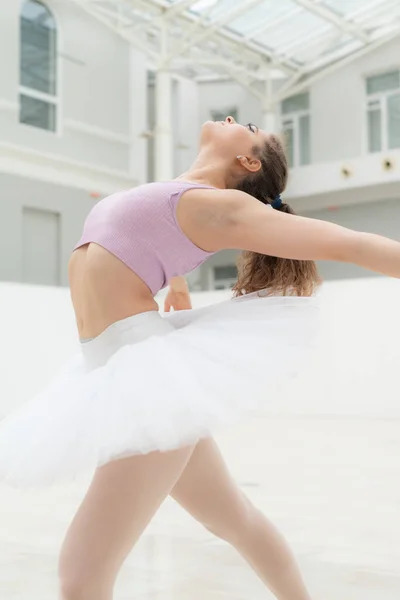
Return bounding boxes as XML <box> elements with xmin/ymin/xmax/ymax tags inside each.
<box><xmin>155</xmin><ymin>68</ymin><xmax>174</xmax><ymax>181</ymax></box>
<box><xmin>262</xmin><ymin>107</ymin><xmax>279</xmax><ymax>133</ymax></box>
<box><xmin>128</xmin><ymin>48</ymin><xmax>148</xmax><ymax>185</ymax></box>
<box><xmin>262</xmin><ymin>74</ymin><xmax>279</xmax><ymax>134</ymax></box>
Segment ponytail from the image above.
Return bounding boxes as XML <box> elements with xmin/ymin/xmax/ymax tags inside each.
<box><xmin>233</xmin><ymin>134</ymin><xmax>321</xmax><ymax>297</ymax></box>
<box><xmin>232</xmin><ymin>200</ymin><xmax>321</xmax><ymax>297</ymax></box>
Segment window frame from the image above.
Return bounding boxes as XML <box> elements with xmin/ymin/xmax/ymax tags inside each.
<box><xmin>280</xmin><ymin>93</ymin><xmax>311</xmax><ymax>168</ymax></box>
<box><xmin>365</xmin><ymin>70</ymin><xmax>400</xmax><ymax>154</ymax></box>
<box><xmin>19</xmin><ymin>0</ymin><xmax>60</xmax><ymax>134</ymax></box>
<box><xmin>365</xmin><ymin>87</ymin><xmax>400</xmax><ymax>154</ymax></box>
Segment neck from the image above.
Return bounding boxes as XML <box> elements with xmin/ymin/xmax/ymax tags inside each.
<box><xmin>176</xmin><ymin>150</ymin><xmax>235</xmax><ymax>189</ymax></box>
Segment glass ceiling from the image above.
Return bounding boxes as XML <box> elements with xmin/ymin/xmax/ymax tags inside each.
<box><xmin>166</xmin><ymin>0</ymin><xmax>400</xmax><ymax>73</ymax></box>
<box><xmin>72</xmin><ymin>0</ymin><xmax>400</xmax><ymax>93</ymax></box>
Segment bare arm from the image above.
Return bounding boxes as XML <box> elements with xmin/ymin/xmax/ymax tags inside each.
<box><xmin>179</xmin><ymin>189</ymin><xmax>400</xmax><ymax>279</ymax></box>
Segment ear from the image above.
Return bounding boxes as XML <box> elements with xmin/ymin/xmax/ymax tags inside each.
<box><xmin>236</xmin><ymin>155</ymin><xmax>262</xmax><ymax>174</ymax></box>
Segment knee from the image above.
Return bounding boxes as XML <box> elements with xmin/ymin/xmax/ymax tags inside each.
<box><xmin>59</xmin><ymin>578</ymin><xmax>83</xmax><ymax>600</ymax></box>
<box><xmin>59</xmin><ymin>570</ymin><xmax>103</xmax><ymax>600</ymax></box>
<box><xmin>204</xmin><ymin>494</ymin><xmax>257</xmax><ymax>545</ymax></box>
<box><xmin>59</xmin><ymin>578</ymin><xmax>88</xmax><ymax>600</ymax></box>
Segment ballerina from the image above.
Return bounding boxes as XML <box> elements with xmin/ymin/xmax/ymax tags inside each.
<box><xmin>1</xmin><ymin>116</ymin><xmax>400</xmax><ymax>600</ymax></box>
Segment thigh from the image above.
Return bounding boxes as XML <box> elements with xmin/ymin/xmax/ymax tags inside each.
<box><xmin>59</xmin><ymin>446</ymin><xmax>194</xmax><ymax>587</ymax></box>
<box><xmin>170</xmin><ymin>438</ymin><xmax>250</xmax><ymax>533</ymax></box>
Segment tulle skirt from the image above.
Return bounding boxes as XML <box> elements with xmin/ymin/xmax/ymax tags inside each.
<box><xmin>0</xmin><ymin>291</ymin><xmax>319</xmax><ymax>487</ymax></box>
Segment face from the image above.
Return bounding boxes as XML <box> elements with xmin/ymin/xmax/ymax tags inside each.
<box><xmin>200</xmin><ymin>116</ymin><xmax>269</xmax><ymax>163</ymax></box>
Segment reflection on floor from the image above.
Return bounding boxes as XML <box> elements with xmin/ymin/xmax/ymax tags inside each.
<box><xmin>1</xmin><ymin>416</ymin><xmax>400</xmax><ymax>599</ymax></box>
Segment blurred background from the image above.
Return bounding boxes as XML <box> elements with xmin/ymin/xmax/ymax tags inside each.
<box><xmin>1</xmin><ymin>1</ymin><xmax>400</xmax><ymax>599</ymax></box>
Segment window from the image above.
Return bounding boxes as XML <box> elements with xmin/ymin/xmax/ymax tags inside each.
<box><xmin>211</xmin><ymin>108</ymin><xmax>238</xmax><ymax>122</ymax></box>
<box><xmin>281</xmin><ymin>93</ymin><xmax>311</xmax><ymax>168</ymax></box>
<box><xmin>366</xmin><ymin>70</ymin><xmax>400</xmax><ymax>153</ymax></box>
<box><xmin>212</xmin><ymin>265</ymin><xmax>237</xmax><ymax>290</ymax></box>
<box><xmin>20</xmin><ymin>0</ymin><xmax>58</xmax><ymax>132</ymax></box>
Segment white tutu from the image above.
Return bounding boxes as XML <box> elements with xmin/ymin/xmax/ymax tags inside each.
<box><xmin>0</xmin><ymin>292</ymin><xmax>318</xmax><ymax>487</ymax></box>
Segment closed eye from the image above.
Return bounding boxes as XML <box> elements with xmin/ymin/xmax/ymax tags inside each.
<box><xmin>246</xmin><ymin>122</ymin><xmax>258</xmax><ymax>134</ymax></box>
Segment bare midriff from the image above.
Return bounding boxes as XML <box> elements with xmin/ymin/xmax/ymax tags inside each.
<box><xmin>68</xmin><ymin>243</ymin><xmax>159</xmax><ymax>340</ymax></box>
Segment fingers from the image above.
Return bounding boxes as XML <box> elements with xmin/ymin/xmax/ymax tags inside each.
<box><xmin>164</xmin><ymin>292</ymin><xmax>192</xmax><ymax>312</ymax></box>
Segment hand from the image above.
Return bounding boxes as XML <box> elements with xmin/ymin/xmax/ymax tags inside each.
<box><xmin>164</xmin><ymin>277</ymin><xmax>192</xmax><ymax>312</ymax></box>
<box><xmin>164</xmin><ymin>288</ymin><xmax>192</xmax><ymax>312</ymax></box>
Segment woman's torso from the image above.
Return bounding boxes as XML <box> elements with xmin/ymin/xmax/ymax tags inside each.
<box><xmin>69</xmin><ymin>181</ymin><xmax>217</xmax><ymax>339</ymax></box>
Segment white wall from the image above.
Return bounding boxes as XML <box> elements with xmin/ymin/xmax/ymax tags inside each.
<box><xmin>0</xmin><ymin>173</ymin><xmax>97</xmax><ymax>286</ymax></box>
<box><xmin>303</xmin><ymin>197</ymin><xmax>400</xmax><ymax>280</ymax></box>
<box><xmin>0</xmin><ymin>0</ymin><xmax>148</xmax><ymax>191</ymax></box>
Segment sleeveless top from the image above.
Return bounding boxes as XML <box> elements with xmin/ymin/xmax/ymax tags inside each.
<box><xmin>74</xmin><ymin>181</ymin><xmax>217</xmax><ymax>295</ymax></box>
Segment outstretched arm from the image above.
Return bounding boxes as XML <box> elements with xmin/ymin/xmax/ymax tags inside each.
<box><xmin>224</xmin><ymin>194</ymin><xmax>400</xmax><ymax>278</ymax></box>
<box><xmin>179</xmin><ymin>189</ymin><xmax>400</xmax><ymax>279</ymax></box>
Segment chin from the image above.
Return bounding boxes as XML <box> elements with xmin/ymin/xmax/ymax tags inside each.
<box><xmin>200</xmin><ymin>120</ymin><xmax>219</xmax><ymax>144</ymax></box>
<box><xmin>201</xmin><ymin>120</ymin><xmax>217</xmax><ymax>129</ymax></box>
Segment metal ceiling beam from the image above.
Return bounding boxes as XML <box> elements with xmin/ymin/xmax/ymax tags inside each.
<box><xmin>165</xmin><ymin>0</ymin><xmax>199</xmax><ymax>16</ymax></box>
<box><xmin>305</xmin><ymin>21</ymin><xmax>400</xmax><ymax>74</ymax></box>
<box><xmin>165</xmin><ymin>0</ymin><xmax>196</xmax><ymax>17</ymax></box>
<box><xmin>86</xmin><ymin>0</ymin><xmax>299</xmax><ymax>75</ymax></box>
<box><xmin>70</xmin><ymin>0</ymin><xmax>272</xmax><ymax>81</ymax></box>
<box><xmin>348</xmin><ymin>0</ymin><xmax>399</xmax><ymax>23</ymax></box>
<box><xmin>140</xmin><ymin>0</ymin><xmax>300</xmax><ymax>73</ymax></box>
<box><xmin>167</xmin><ymin>0</ymin><xmax>265</xmax><ymax>59</ymax></box>
<box><xmin>244</xmin><ymin>7</ymin><xmax>302</xmax><ymax>40</ymax></box>
<box><xmin>159</xmin><ymin>0</ymin><xmax>220</xmax><ymax>53</ymax></box>
<box><xmin>68</xmin><ymin>0</ymin><xmax>159</xmax><ymax>61</ymax></box>
<box><xmin>223</xmin><ymin>67</ymin><xmax>267</xmax><ymax>102</ymax></box>
<box><xmin>292</xmin><ymin>0</ymin><xmax>370</xmax><ymax>42</ymax></box>
<box><xmin>174</xmin><ymin>55</ymin><xmax>268</xmax><ymax>82</ymax></box>
<box><xmin>124</xmin><ymin>0</ymin><xmax>199</xmax><ymax>33</ymax></box>
<box><xmin>278</xmin><ymin>23</ymin><xmax>333</xmax><ymax>56</ymax></box>
<box><xmin>66</xmin><ymin>0</ymin><xmax>400</xmax><ymax>96</ymax></box>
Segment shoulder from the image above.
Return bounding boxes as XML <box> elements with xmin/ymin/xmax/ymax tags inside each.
<box><xmin>175</xmin><ymin>187</ymin><xmax>268</xmax><ymax>253</ymax></box>
<box><xmin>179</xmin><ymin>187</ymin><xmax>257</xmax><ymax>221</ymax></box>
<box><xmin>181</xmin><ymin>187</ymin><xmax>249</xmax><ymax>204</ymax></box>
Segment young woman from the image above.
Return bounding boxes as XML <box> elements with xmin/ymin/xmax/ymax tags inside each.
<box><xmin>1</xmin><ymin>116</ymin><xmax>400</xmax><ymax>600</ymax></box>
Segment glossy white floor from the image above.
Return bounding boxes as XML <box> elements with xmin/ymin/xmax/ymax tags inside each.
<box><xmin>1</xmin><ymin>279</ymin><xmax>400</xmax><ymax>599</ymax></box>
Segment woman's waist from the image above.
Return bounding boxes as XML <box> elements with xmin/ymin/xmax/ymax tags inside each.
<box><xmin>69</xmin><ymin>245</ymin><xmax>159</xmax><ymax>339</ymax></box>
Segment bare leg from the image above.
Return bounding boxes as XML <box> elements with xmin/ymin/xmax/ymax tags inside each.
<box><xmin>171</xmin><ymin>439</ymin><xmax>312</xmax><ymax>600</ymax></box>
<box><xmin>59</xmin><ymin>446</ymin><xmax>194</xmax><ymax>600</ymax></box>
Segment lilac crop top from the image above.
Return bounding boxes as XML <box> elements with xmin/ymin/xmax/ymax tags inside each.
<box><xmin>74</xmin><ymin>181</ymin><xmax>217</xmax><ymax>295</ymax></box>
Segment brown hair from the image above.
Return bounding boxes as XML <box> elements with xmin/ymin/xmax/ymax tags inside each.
<box><xmin>232</xmin><ymin>134</ymin><xmax>321</xmax><ymax>297</ymax></box>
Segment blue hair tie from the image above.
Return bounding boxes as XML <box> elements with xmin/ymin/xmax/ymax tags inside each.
<box><xmin>271</xmin><ymin>194</ymin><xmax>282</xmax><ymax>209</ymax></box>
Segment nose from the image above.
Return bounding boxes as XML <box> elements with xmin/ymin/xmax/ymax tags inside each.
<box><xmin>225</xmin><ymin>116</ymin><xmax>236</xmax><ymax>124</ymax></box>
